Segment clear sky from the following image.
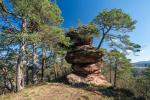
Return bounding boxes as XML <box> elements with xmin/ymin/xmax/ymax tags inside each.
<box><xmin>57</xmin><ymin>0</ymin><xmax>150</xmax><ymax>63</ymax></box>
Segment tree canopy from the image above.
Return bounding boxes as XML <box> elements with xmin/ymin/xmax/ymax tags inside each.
<box><xmin>93</xmin><ymin>9</ymin><xmax>140</xmax><ymax>53</ymax></box>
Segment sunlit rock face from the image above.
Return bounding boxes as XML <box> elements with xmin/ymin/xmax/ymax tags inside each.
<box><xmin>65</xmin><ymin>26</ymin><xmax>110</xmax><ymax>86</ymax></box>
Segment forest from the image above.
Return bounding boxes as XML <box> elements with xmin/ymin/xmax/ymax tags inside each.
<box><xmin>0</xmin><ymin>0</ymin><xmax>150</xmax><ymax>100</ymax></box>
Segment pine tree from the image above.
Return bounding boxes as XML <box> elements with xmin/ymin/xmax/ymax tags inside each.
<box><xmin>92</xmin><ymin>9</ymin><xmax>140</xmax><ymax>53</ymax></box>
<box><xmin>0</xmin><ymin>0</ymin><xmax>69</xmax><ymax>91</ymax></box>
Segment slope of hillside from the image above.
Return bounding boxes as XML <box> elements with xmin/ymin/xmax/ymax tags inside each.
<box><xmin>0</xmin><ymin>83</ymin><xmax>112</xmax><ymax>100</ymax></box>
<box><xmin>132</xmin><ymin>60</ymin><xmax>150</xmax><ymax>68</ymax></box>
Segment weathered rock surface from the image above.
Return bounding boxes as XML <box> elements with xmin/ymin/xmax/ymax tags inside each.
<box><xmin>65</xmin><ymin>46</ymin><xmax>103</xmax><ymax>64</ymax></box>
<box><xmin>66</xmin><ymin>45</ymin><xmax>110</xmax><ymax>86</ymax></box>
<box><xmin>67</xmin><ymin>73</ymin><xmax>111</xmax><ymax>86</ymax></box>
<box><xmin>72</xmin><ymin>62</ymin><xmax>103</xmax><ymax>75</ymax></box>
<box><xmin>65</xmin><ymin>27</ymin><xmax>110</xmax><ymax>86</ymax></box>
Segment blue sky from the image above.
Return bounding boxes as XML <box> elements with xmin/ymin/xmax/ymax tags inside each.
<box><xmin>57</xmin><ymin>0</ymin><xmax>150</xmax><ymax>62</ymax></box>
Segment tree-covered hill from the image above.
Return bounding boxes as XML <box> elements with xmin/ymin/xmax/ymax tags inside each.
<box><xmin>132</xmin><ymin>60</ymin><xmax>150</xmax><ymax>68</ymax></box>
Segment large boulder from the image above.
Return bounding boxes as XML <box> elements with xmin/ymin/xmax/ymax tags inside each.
<box><xmin>65</xmin><ymin>45</ymin><xmax>104</xmax><ymax>64</ymax></box>
<box><xmin>65</xmin><ymin>26</ymin><xmax>110</xmax><ymax>86</ymax></box>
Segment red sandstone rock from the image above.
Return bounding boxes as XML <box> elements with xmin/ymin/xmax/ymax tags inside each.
<box><xmin>72</xmin><ymin>64</ymin><xmax>100</xmax><ymax>75</ymax></box>
<box><xmin>66</xmin><ymin>51</ymin><xmax>103</xmax><ymax>64</ymax></box>
<box><xmin>65</xmin><ymin>45</ymin><xmax>104</xmax><ymax>64</ymax></box>
<box><xmin>67</xmin><ymin>73</ymin><xmax>111</xmax><ymax>86</ymax></box>
<box><xmin>65</xmin><ymin>29</ymin><xmax>110</xmax><ymax>86</ymax></box>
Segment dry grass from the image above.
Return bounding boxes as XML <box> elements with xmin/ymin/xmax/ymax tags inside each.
<box><xmin>0</xmin><ymin>83</ymin><xmax>113</xmax><ymax>100</ymax></box>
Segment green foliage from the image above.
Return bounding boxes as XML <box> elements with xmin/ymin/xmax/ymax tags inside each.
<box><xmin>102</xmin><ymin>50</ymin><xmax>142</xmax><ymax>99</ymax></box>
<box><xmin>93</xmin><ymin>8</ymin><xmax>136</xmax><ymax>32</ymax></box>
<box><xmin>7</xmin><ymin>0</ymin><xmax>67</xmax><ymax>48</ymax></box>
<box><xmin>144</xmin><ymin>67</ymin><xmax>150</xmax><ymax>80</ymax></box>
<box><xmin>133</xmin><ymin>77</ymin><xmax>150</xmax><ymax>99</ymax></box>
<box><xmin>0</xmin><ymin>0</ymin><xmax>69</xmax><ymax>93</ymax></box>
<box><xmin>12</xmin><ymin>0</ymin><xmax>63</xmax><ymax>24</ymax></box>
<box><xmin>0</xmin><ymin>0</ymin><xmax>68</xmax><ymax>47</ymax></box>
<box><xmin>67</xmin><ymin>23</ymin><xmax>99</xmax><ymax>45</ymax></box>
<box><xmin>107</xmin><ymin>34</ymin><xmax>141</xmax><ymax>53</ymax></box>
<box><xmin>106</xmin><ymin>50</ymin><xmax>133</xmax><ymax>88</ymax></box>
<box><xmin>93</xmin><ymin>8</ymin><xmax>140</xmax><ymax>52</ymax></box>
<box><xmin>39</xmin><ymin>25</ymin><xmax>70</xmax><ymax>46</ymax></box>
<box><xmin>68</xmin><ymin>24</ymin><xmax>98</xmax><ymax>40</ymax></box>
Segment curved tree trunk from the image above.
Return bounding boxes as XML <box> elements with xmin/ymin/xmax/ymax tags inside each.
<box><xmin>16</xmin><ymin>18</ymin><xmax>27</xmax><ymax>92</ymax></box>
<box><xmin>16</xmin><ymin>42</ymin><xmax>26</xmax><ymax>92</ymax></box>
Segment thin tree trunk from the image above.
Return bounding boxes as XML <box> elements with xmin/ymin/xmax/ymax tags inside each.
<box><xmin>97</xmin><ymin>33</ymin><xmax>106</xmax><ymax>49</ymax></box>
<box><xmin>26</xmin><ymin>66</ymin><xmax>29</xmax><ymax>85</ymax></box>
<box><xmin>16</xmin><ymin>18</ymin><xmax>27</xmax><ymax>92</ymax></box>
<box><xmin>59</xmin><ymin>55</ymin><xmax>64</xmax><ymax>76</ymax></box>
<box><xmin>32</xmin><ymin>43</ymin><xmax>38</xmax><ymax>83</ymax></box>
<box><xmin>41</xmin><ymin>45</ymin><xmax>46</xmax><ymax>81</ymax></box>
<box><xmin>97</xmin><ymin>27</ymin><xmax>111</xmax><ymax>49</ymax></box>
<box><xmin>53</xmin><ymin>53</ymin><xmax>58</xmax><ymax>79</ymax></box>
<box><xmin>109</xmin><ymin>61</ymin><xmax>112</xmax><ymax>83</ymax></box>
<box><xmin>25</xmin><ymin>56</ymin><xmax>29</xmax><ymax>85</ymax></box>
<box><xmin>33</xmin><ymin>43</ymin><xmax>37</xmax><ymax>64</ymax></box>
<box><xmin>114</xmin><ymin>60</ymin><xmax>118</xmax><ymax>87</ymax></box>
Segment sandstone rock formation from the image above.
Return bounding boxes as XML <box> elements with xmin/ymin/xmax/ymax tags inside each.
<box><xmin>65</xmin><ymin>25</ymin><xmax>110</xmax><ymax>86</ymax></box>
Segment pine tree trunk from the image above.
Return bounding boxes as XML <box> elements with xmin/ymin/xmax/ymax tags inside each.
<box><xmin>16</xmin><ymin>18</ymin><xmax>27</xmax><ymax>92</ymax></box>
<box><xmin>109</xmin><ymin>61</ymin><xmax>112</xmax><ymax>83</ymax></box>
<box><xmin>41</xmin><ymin>45</ymin><xmax>46</xmax><ymax>81</ymax></box>
<box><xmin>97</xmin><ymin>33</ymin><xmax>106</xmax><ymax>49</ymax></box>
<box><xmin>59</xmin><ymin>55</ymin><xmax>64</xmax><ymax>76</ymax></box>
<box><xmin>16</xmin><ymin>42</ymin><xmax>26</xmax><ymax>91</ymax></box>
<box><xmin>114</xmin><ymin>60</ymin><xmax>118</xmax><ymax>87</ymax></box>
<box><xmin>54</xmin><ymin>53</ymin><xmax>58</xmax><ymax>79</ymax></box>
<box><xmin>26</xmin><ymin>56</ymin><xmax>29</xmax><ymax>85</ymax></box>
<box><xmin>32</xmin><ymin>43</ymin><xmax>38</xmax><ymax>83</ymax></box>
<box><xmin>33</xmin><ymin>43</ymin><xmax>37</xmax><ymax>64</ymax></box>
<box><xmin>26</xmin><ymin>66</ymin><xmax>29</xmax><ymax>85</ymax></box>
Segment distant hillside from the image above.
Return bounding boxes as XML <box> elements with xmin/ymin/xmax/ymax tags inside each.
<box><xmin>132</xmin><ymin>60</ymin><xmax>150</xmax><ymax>68</ymax></box>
